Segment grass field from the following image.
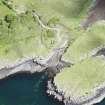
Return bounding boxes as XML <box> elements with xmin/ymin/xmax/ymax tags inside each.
<box><xmin>54</xmin><ymin>57</ymin><xmax>105</xmax><ymax>98</ymax></box>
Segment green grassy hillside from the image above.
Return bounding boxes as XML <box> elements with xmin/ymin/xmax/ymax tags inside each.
<box><xmin>0</xmin><ymin>0</ymin><xmax>91</xmax><ymax>66</ymax></box>
<box><xmin>64</xmin><ymin>23</ymin><xmax>105</xmax><ymax>62</ymax></box>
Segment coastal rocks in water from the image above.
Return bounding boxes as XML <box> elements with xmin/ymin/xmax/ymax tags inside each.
<box><xmin>46</xmin><ymin>80</ymin><xmax>64</xmax><ymax>102</ymax></box>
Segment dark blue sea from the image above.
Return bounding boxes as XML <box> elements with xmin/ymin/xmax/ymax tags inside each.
<box><xmin>0</xmin><ymin>72</ymin><xmax>104</xmax><ymax>105</ymax></box>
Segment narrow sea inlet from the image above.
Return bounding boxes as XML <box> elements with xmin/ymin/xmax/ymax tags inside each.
<box><xmin>0</xmin><ymin>73</ymin><xmax>63</xmax><ymax>105</ymax></box>
<box><xmin>0</xmin><ymin>72</ymin><xmax>104</xmax><ymax>105</ymax></box>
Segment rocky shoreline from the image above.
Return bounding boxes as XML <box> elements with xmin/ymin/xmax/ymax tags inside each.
<box><xmin>0</xmin><ymin>56</ymin><xmax>71</xmax><ymax>80</ymax></box>
<box><xmin>46</xmin><ymin>46</ymin><xmax>105</xmax><ymax>105</ymax></box>
<box><xmin>1</xmin><ymin>54</ymin><xmax>105</xmax><ymax>105</ymax></box>
<box><xmin>47</xmin><ymin>78</ymin><xmax>105</xmax><ymax>105</ymax></box>
<box><xmin>0</xmin><ymin>0</ymin><xmax>105</xmax><ymax>104</ymax></box>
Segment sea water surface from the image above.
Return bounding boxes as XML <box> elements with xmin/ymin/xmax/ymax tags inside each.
<box><xmin>0</xmin><ymin>72</ymin><xmax>104</xmax><ymax>105</ymax></box>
